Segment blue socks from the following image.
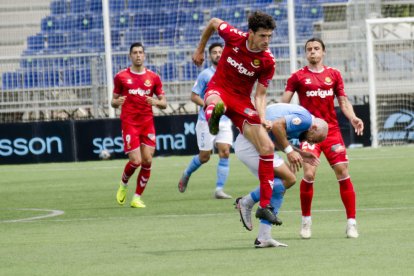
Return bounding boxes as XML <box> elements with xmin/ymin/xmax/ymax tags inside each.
<box><xmin>250</xmin><ymin>178</ymin><xmax>286</xmax><ymax>224</ymax></box>
<box><xmin>216</xmin><ymin>158</ymin><xmax>229</xmax><ymax>190</ymax></box>
<box><xmin>184</xmin><ymin>155</ymin><xmax>202</xmax><ymax>177</ymax></box>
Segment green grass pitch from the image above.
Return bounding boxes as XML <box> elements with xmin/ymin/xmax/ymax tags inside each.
<box><xmin>1</xmin><ymin>146</ymin><xmax>413</xmax><ymax>275</ymax></box>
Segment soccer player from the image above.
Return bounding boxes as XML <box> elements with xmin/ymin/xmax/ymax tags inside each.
<box><xmin>112</xmin><ymin>42</ymin><xmax>167</xmax><ymax>208</ymax></box>
<box><xmin>192</xmin><ymin>11</ymin><xmax>279</xmax><ymax>223</ymax></box>
<box><xmin>234</xmin><ymin>103</ymin><xmax>328</xmax><ymax>248</ymax></box>
<box><xmin>281</xmin><ymin>38</ymin><xmax>364</xmax><ymax>238</ymax></box>
<box><xmin>178</xmin><ymin>43</ymin><xmax>233</xmax><ymax>199</ymax></box>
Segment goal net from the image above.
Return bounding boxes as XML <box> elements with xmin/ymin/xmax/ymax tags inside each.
<box><xmin>366</xmin><ymin>17</ymin><xmax>414</xmax><ymax>147</ymax></box>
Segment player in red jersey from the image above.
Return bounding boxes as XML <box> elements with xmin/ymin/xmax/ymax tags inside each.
<box><xmin>281</xmin><ymin>38</ymin><xmax>364</xmax><ymax>238</ymax></box>
<box><xmin>192</xmin><ymin>11</ymin><xmax>279</xmax><ymax>224</ymax></box>
<box><xmin>112</xmin><ymin>42</ymin><xmax>167</xmax><ymax>208</ymax></box>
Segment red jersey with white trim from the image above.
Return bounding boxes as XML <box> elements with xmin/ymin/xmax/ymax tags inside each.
<box><xmin>285</xmin><ymin>66</ymin><xmax>347</xmax><ymax>131</ymax></box>
<box><xmin>208</xmin><ymin>21</ymin><xmax>276</xmax><ymax>99</ymax></box>
<box><xmin>113</xmin><ymin>67</ymin><xmax>165</xmax><ymax>126</ymax></box>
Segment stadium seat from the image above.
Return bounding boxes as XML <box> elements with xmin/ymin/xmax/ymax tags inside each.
<box><xmin>111</xmin><ymin>12</ymin><xmax>131</xmax><ymax>30</ymax></box>
<box><xmin>128</xmin><ymin>0</ymin><xmax>151</xmax><ymax>11</ymax></box>
<box><xmin>2</xmin><ymin>72</ymin><xmax>21</xmax><ymax>90</ymax></box>
<box><xmin>46</xmin><ymin>33</ymin><xmax>67</xmax><ymax>51</ymax></box>
<box><xmin>109</xmin><ymin>0</ymin><xmax>126</xmax><ymax>12</ymax></box>
<box><xmin>299</xmin><ymin>4</ymin><xmax>323</xmax><ymax>19</ymax></box>
<box><xmin>177</xmin><ymin>9</ymin><xmax>204</xmax><ymax>26</ymax></box>
<box><xmin>268</xmin><ymin>5</ymin><xmax>288</xmax><ymax>21</ymax></box>
<box><xmin>92</xmin><ymin>14</ymin><xmax>104</xmax><ymax>29</ymax></box>
<box><xmin>296</xmin><ymin>19</ymin><xmax>315</xmax><ymax>40</ymax></box>
<box><xmin>124</xmin><ymin>29</ymin><xmax>144</xmax><ymax>46</ymax></box>
<box><xmin>27</xmin><ymin>34</ymin><xmax>45</xmax><ymax>51</ymax></box>
<box><xmin>50</xmin><ymin>0</ymin><xmax>68</xmax><ymax>15</ymax></box>
<box><xmin>71</xmin><ymin>0</ymin><xmax>88</xmax><ymax>14</ymax></box>
<box><xmin>182</xmin><ymin>61</ymin><xmax>200</xmax><ymax>81</ymax></box>
<box><xmin>132</xmin><ymin>11</ymin><xmax>153</xmax><ymax>28</ymax></box>
<box><xmin>160</xmin><ymin>62</ymin><xmax>177</xmax><ymax>81</ymax></box>
<box><xmin>41</xmin><ymin>16</ymin><xmax>60</xmax><ymax>33</ymax></box>
<box><xmin>63</xmin><ymin>67</ymin><xmax>91</xmax><ymax>86</ymax></box>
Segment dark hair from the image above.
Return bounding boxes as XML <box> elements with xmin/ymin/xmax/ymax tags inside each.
<box><xmin>129</xmin><ymin>42</ymin><xmax>145</xmax><ymax>54</ymax></box>
<box><xmin>248</xmin><ymin>11</ymin><xmax>276</xmax><ymax>32</ymax></box>
<box><xmin>208</xmin><ymin>42</ymin><xmax>223</xmax><ymax>54</ymax></box>
<box><xmin>305</xmin><ymin>37</ymin><xmax>325</xmax><ymax>51</ymax></box>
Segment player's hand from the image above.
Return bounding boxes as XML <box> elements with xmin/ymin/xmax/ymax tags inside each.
<box><xmin>145</xmin><ymin>96</ymin><xmax>157</xmax><ymax>106</ymax></box>
<box><xmin>192</xmin><ymin>50</ymin><xmax>205</xmax><ymax>67</ymax></box>
<box><xmin>300</xmin><ymin>151</ymin><xmax>320</xmax><ymax>167</ymax></box>
<box><xmin>261</xmin><ymin>119</ymin><xmax>272</xmax><ymax>131</ymax></box>
<box><xmin>113</xmin><ymin>96</ymin><xmax>126</xmax><ymax>107</ymax></box>
<box><xmin>287</xmin><ymin>151</ymin><xmax>303</xmax><ymax>173</ymax></box>
<box><xmin>351</xmin><ymin>117</ymin><xmax>364</xmax><ymax>136</ymax></box>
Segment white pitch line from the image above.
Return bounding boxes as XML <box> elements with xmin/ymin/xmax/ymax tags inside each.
<box><xmin>1</xmin><ymin>208</ymin><xmax>64</xmax><ymax>223</ymax></box>
<box><xmin>4</xmin><ymin>206</ymin><xmax>412</xmax><ymax>223</ymax></box>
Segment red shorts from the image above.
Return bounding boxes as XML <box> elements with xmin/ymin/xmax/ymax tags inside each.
<box><xmin>205</xmin><ymin>88</ymin><xmax>261</xmax><ymax>134</ymax></box>
<box><xmin>300</xmin><ymin>127</ymin><xmax>348</xmax><ymax>166</ymax></box>
<box><xmin>121</xmin><ymin>121</ymin><xmax>156</xmax><ymax>154</ymax></box>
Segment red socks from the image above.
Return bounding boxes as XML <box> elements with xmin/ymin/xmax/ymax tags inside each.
<box><xmin>339</xmin><ymin>177</ymin><xmax>356</xmax><ymax>219</ymax></box>
<box><xmin>258</xmin><ymin>154</ymin><xmax>274</xmax><ymax>208</ymax></box>
<box><xmin>300</xmin><ymin>179</ymin><xmax>314</xmax><ymax>216</ymax></box>
<box><xmin>299</xmin><ymin>177</ymin><xmax>356</xmax><ymax>219</ymax></box>
<box><xmin>135</xmin><ymin>164</ymin><xmax>152</xmax><ymax>196</ymax></box>
<box><xmin>122</xmin><ymin>161</ymin><xmax>140</xmax><ymax>184</ymax></box>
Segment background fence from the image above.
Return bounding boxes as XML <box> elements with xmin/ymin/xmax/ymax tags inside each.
<box><xmin>0</xmin><ymin>0</ymin><xmax>413</xmax><ymax>146</ymax></box>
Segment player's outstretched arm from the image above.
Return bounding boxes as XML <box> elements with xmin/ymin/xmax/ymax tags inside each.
<box><xmin>338</xmin><ymin>96</ymin><xmax>364</xmax><ymax>135</ymax></box>
<box><xmin>192</xmin><ymin>18</ymin><xmax>223</xmax><ymax>67</ymax></box>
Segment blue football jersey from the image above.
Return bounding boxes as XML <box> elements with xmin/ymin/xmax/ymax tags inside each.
<box><xmin>266</xmin><ymin>103</ymin><xmax>313</xmax><ymax>142</ymax></box>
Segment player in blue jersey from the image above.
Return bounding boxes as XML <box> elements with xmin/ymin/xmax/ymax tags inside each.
<box><xmin>178</xmin><ymin>43</ymin><xmax>234</xmax><ymax>199</ymax></box>
<box><xmin>234</xmin><ymin>103</ymin><xmax>328</xmax><ymax>248</ymax></box>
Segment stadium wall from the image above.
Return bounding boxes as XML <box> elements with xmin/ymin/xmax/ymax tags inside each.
<box><xmin>0</xmin><ymin>114</ymin><xmax>199</xmax><ymax>164</ymax></box>
<box><xmin>0</xmin><ymin>107</ymin><xmax>373</xmax><ymax>165</ymax></box>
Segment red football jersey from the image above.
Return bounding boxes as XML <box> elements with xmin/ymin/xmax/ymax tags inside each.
<box><xmin>208</xmin><ymin>21</ymin><xmax>276</xmax><ymax>99</ymax></box>
<box><xmin>285</xmin><ymin>66</ymin><xmax>347</xmax><ymax>130</ymax></box>
<box><xmin>113</xmin><ymin>67</ymin><xmax>165</xmax><ymax>126</ymax></box>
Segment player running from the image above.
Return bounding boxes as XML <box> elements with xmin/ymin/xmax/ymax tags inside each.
<box><xmin>112</xmin><ymin>42</ymin><xmax>167</xmax><ymax>208</ymax></box>
<box><xmin>178</xmin><ymin>43</ymin><xmax>233</xmax><ymax>199</ymax></box>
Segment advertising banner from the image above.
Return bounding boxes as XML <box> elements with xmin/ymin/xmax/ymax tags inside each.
<box><xmin>0</xmin><ymin>121</ymin><xmax>75</xmax><ymax>164</ymax></box>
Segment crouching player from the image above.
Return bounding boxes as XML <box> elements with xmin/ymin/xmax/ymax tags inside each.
<box><xmin>234</xmin><ymin>103</ymin><xmax>328</xmax><ymax>248</ymax></box>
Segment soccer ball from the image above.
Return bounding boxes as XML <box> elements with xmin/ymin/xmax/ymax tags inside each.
<box><xmin>99</xmin><ymin>149</ymin><xmax>111</xmax><ymax>160</ymax></box>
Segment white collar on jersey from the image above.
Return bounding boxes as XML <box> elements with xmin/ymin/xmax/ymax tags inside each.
<box><xmin>307</xmin><ymin>66</ymin><xmax>325</xmax><ymax>73</ymax></box>
<box><xmin>129</xmin><ymin>67</ymin><xmax>146</xmax><ymax>75</ymax></box>
<box><xmin>245</xmin><ymin>41</ymin><xmax>262</xmax><ymax>53</ymax></box>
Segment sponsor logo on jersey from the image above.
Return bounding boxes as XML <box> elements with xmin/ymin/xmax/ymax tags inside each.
<box><xmin>220</xmin><ymin>23</ymin><xmax>227</xmax><ymax>30</ymax></box>
<box><xmin>128</xmin><ymin>88</ymin><xmax>151</xmax><ymax>96</ymax></box>
<box><xmin>250</xmin><ymin>59</ymin><xmax>260</xmax><ymax>68</ymax></box>
<box><xmin>127</xmin><ymin>79</ymin><xmax>133</xmax><ymax>84</ymax></box>
<box><xmin>233</xmin><ymin>47</ymin><xmax>239</xmax><ymax>53</ymax></box>
<box><xmin>305</xmin><ymin>78</ymin><xmax>312</xmax><ymax>84</ymax></box>
<box><xmin>324</xmin><ymin>77</ymin><xmax>332</xmax><ymax>85</ymax></box>
<box><xmin>144</xmin><ymin>80</ymin><xmax>152</xmax><ymax>87</ymax></box>
<box><xmin>306</xmin><ymin>88</ymin><xmax>334</xmax><ymax>98</ymax></box>
<box><xmin>292</xmin><ymin>117</ymin><xmax>302</xmax><ymax>125</ymax></box>
<box><xmin>227</xmin><ymin>57</ymin><xmax>255</xmax><ymax>77</ymax></box>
